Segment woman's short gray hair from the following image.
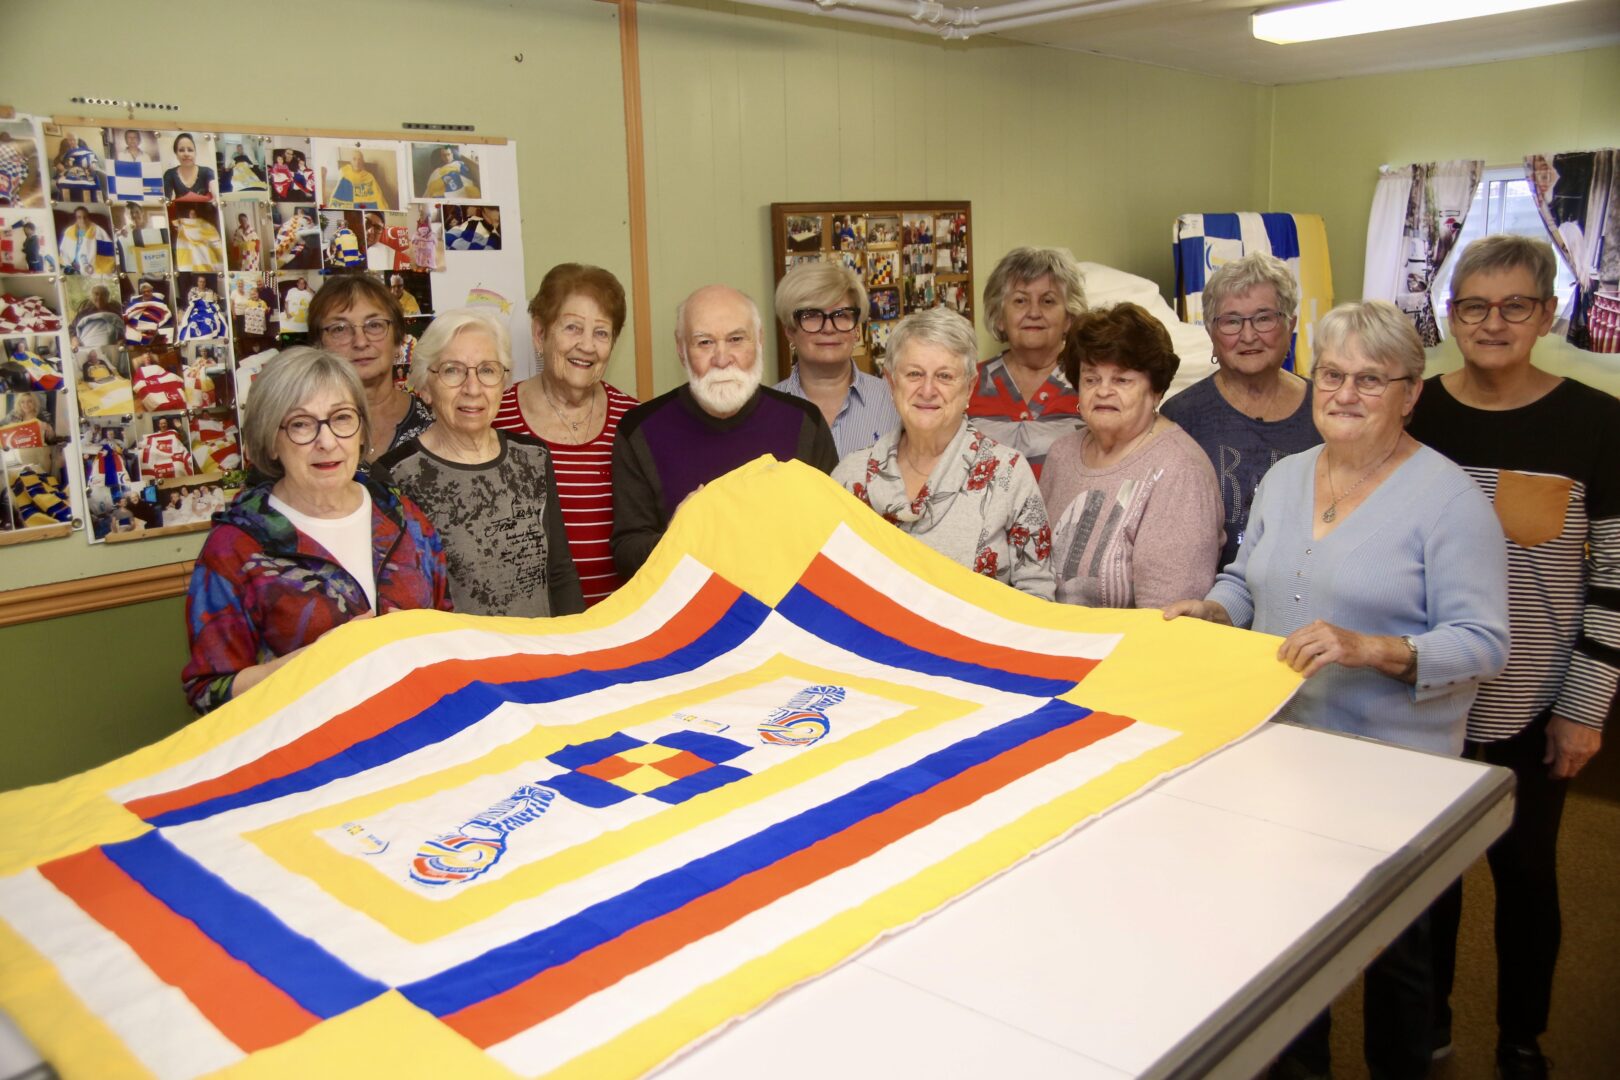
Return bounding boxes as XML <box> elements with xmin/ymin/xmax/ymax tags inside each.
<box><xmin>982</xmin><ymin>247</ymin><xmax>1087</xmax><ymax>343</ymax></box>
<box><xmin>774</xmin><ymin>261</ymin><xmax>869</xmax><ymax>329</ymax></box>
<box><xmin>887</xmin><ymin>307</ymin><xmax>979</xmax><ymax>381</ymax></box>
<box><xmin>407</xmin><ymin>308</ymin><xmax>512</xmax><ymax>394</ymax></box>
<box><xmin>1202</xmin><ymin>252</ymin><xmax>1300</xmax><ymax>323</ymax></box>
<box><xmin>1449</xmin><ymin>234</ymin><xmax>1557</xmax><ymax>300</ymax></box>
<box><xmin>1314</xmin><ymin>301</ymin><xmax>1426</xmax><ymax>381</ymax></box>
<box><xmin>242</xmin><ymin>346</ymin><xmax>369</xmax><ymax>480</ymax></box>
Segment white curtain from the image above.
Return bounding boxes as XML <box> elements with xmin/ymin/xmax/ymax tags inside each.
<box><xmin>1362</xmin><ymin>159</ymin><xmax>1483</xmax><ymax>345</ymax></box>
<box><xmin>1362</xmin><ymin>166</ymin><xmax>1413</xmax><ymax>303</ymax></box>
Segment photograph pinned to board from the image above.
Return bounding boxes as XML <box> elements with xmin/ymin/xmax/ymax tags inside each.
<box><xmin>905</xmin><ymin>272</ymin><xmax>936</xmax><ymax>312</ymax></box>
<box><xmin>73</xmin><ymin>344</ymin><xmax>134</xmax><ymax>419</ymax></box>
<box><xmin>2</xmin><ymin>335</ymin><xmax>65</xmax><ymax>394</ymax></box>
<box><xmin>320</xmin><ymin>210</ymin><xmax>366</xmax><ymax>269</ymax></box>
<box><xmin>834</xmin><ymin>249</ymin><xmax>861</xmax><ymax>276</ymax></box>
<box><xmin>217</xmin><ymin>133</ymin><xmax>270</xmax><ymax>200</ymax></box>
<box><xmin>63</xmin><ymin>274</ymin><xmax>122</xmax><ymax>351</ymax></box>
<box><xmin>183</xmin><ymin>341</ymin><xmax>233</xmax><ymax>412</ymax></box>
<box><xmin>784</xmin><ymin>252</ymin><xmax>821</xmax><ymax>273</ymax></box>
<box><xmin>268</xmin><ymin>137</ymin><xmax>316</xmax><ymax>203</ymax></box>
<box><xmin>271</xmin><ymin>203</ymin><xmax>320</xmax><ymax>270</ymax></box>
<box><xmin>157</xmin><ymin>130</ymin><xmax>219</xmax><ymax>204</ymax></box>
<box><xmin>870</xmin><ymin>287</ymin><xmax>900</xmax><ymax>322</ymax></box>
<box><xmin>46</xmin><ymin>123</ymin><xmax>106</xmax><ymax>203</ymax></box>
<box><xmin>227</xmin><ymin>203</ymin><xmax>270</xmax><ymax>272</ymax></box>
<box><xmin>361</xmin><ymin>211</ymin><xmax>413</xmax><ymax>271</ymax></box>
<box><xmin>229</xmin><ymin>272</ymin><xmax>277</xmax><ymax>353</ymax></box>
<box><xmin>112</xmin><ymin>202</ymin><xmax>170</xmax><ymax>275</ymax></box>
<box><xmin>175</xmin><ymin>272</ymin><xmax>227</xmax><ymax>342</ymax></box>
<box><xmin>405</xmin><ymin>203</ymin><xmax>443</xmax><ymax>271</ymax></box>
<box><xmin>0</xmin><ymin>275</ymin><xmax>62</xmax><ymax>334</ymax></box>
<box><xmin>441</xmin><ymin>204</ymin><xmax>502</xmax><ymax>251</ymax></box>
<box><xmin>386</xmin><ymin>270</ymin><xmax>433</xmax><ymax>318</ymax></box>
<box><xmin>411</xmin><ymin>143</ymin><xmax>482</xmax><ymax>201</ymax></box>
<box><xmin>785</xmin><ymin>213</ymin><xmax>822</xmax><ymax>253</ymax></box>
<box><xmin>55</xmin><ymin>205</ymin><xmax>116</xmax><ymax>276</ymax></box>
<box><xmin>903</xmin><ymin>243</ymin><xmax>930</xmax><ymax>278</ymax></box>
<box><xmin>2</xmin><ymin>385</ymin><xmax>73</xmax><ymax>536</ymax></box>
<box><xmin>866</xmin><ymin>249</ymin><xmax>899</xmax><ymax>288</ymax></box>
<box><xmin>902</xmin><ymin>213</ymin><xmax>933</xmax><ymax>247</ymax></box>
<box><xmin>104</xmin><ymin>127</ymin><xmax>165</xmax><ymax>204</ymax></box>
<box><xmin>868</xmin><ymin>318</ymin><xmax>897</xmax><ymax>364</ymax></box>
<box><xmin>867</xmin><ymin>215</ymin><xmax>900</xmax><ymax>248</ymax></box>
<box><xmin>80</xmin><ymin>415</ymin><xmax>142</xmax><ymax>540</ymax></box>
<box><xmin>0</xmin><ymin>119</ymin><xmax>47</xmax><ymax>209</ymax></box>
<box><xmin>120</xmin><ymin>274</ymin><xmax>176</xmax><ymax>347</ymax></box>
<box><xmin>314</xmin><ymin>139</ymin><xmax>402</xmax><ymax>210</ymax></box>
<box><xmin>276</xmin><ymin>271</ymin><xmax>319</xmax><ymax>334</ymax></box>
<box><xmin>169</xmin><ymin>203</ymin><xmax>226</xmax><ymax>274</ymax></box>
<box><xmin>129</xmin><ymin>344</ymin><xmax>189</xmax><ymax>414</ymax></box>
<box><xmin>187</xmin><ymin>397</ymin><xmax>242</xmax><ymax>476</ymax></box>
<box><xmin>832</xmin><ymin>214</ymin><xmax>864</xmax><ymax>251</ymax></box>
<box><xmin>0</xmin><ymin>209</ymin><xmax>54</xmax><ymax>273</ymax></box>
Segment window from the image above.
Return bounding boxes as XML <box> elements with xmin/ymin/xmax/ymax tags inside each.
<box><xmin>1433</xmin><ymin>165</ymin><xmax>1578</xmax><ymax>335</ymax></box>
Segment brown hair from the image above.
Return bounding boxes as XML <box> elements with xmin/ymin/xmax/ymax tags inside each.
<box><xmin>305</xmin><ymin>274</ymin><xmax>405</xmax><ymax>348</ymax></box>
<box><xmin>1063</xmin><ymin>302</ymin><xmax>1179</xmax><ymax>396</ymax></box>
<box><xmin>528</xmin><ymin>263</ymin><xmax>627</xmax><ymax>340</ymax></box>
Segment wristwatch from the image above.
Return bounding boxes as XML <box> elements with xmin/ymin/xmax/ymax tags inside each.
<box><xmin>1399</xmin><ymin>635</ymin><xmax>1419</xmax><ymax>679</ymax></box>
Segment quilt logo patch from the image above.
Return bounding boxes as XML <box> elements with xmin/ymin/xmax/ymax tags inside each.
<box><xmin>757</xmin><ymin>685</ymin><xmax>846</xmax><ymax>747</ymax></box>
<box><xmin>340</xmin><ymin>822</ymin><xmax>390</xmax><ymax>856</ymax></box>
<box><xmin>410</xmin><ymin>784</ymin><xmax>557</xmax><ymax>887</ymax></box>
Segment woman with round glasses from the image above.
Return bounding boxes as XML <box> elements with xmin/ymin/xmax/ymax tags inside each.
<box><xmin>1161</xmin><ymin>253</ymin><xmax>1320</xmax><ymax>572</ymax></box>
<box><xmin>1410</xmin><ymin>235</ymin><xmax>1620</xmax><ymax>1079</ymax></box>
<box><xmin>772</xmin><ymin>261</ymin><xmax>899</xmax><ymax>458</ymax></box>
<box><xmin>375</xmin><ymin>309</ymin><xmax>583</xmax><ymax>619</ymax></box>
<box><xmin>183</xmin><ymin>347</ymin><xmax>451</xmax><ymax>715</ymax></box>
<box><xmin>834</xmin><ymin>307</ymin><xmax>1053</xmax><ymax>598</ymax></box>
<box><xmin>307</xmin><ymin>274</ymin><xmax>432</xmax><ymax>463</ymax></box>
<box><xmin>493</xmin><ymin>263</ymin><xmax>638</xmax><ymax>607</ymax></box>
<box><xmin>1167</xmin><ymin>300</ymin><xmax>1510</xmax><ymax>1080</ymax></box>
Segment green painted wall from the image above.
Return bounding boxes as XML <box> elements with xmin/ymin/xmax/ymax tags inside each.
<box><xmin>1270</xmin><ymin>45</ymin><xmax>1620</xmax><ymax>303</ymax></box>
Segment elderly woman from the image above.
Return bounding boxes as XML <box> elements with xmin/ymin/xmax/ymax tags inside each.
<box><xmin>1410</xmin><ymin>236</ymin><xmax>1620</xmax><ymax>1078</ymax></box>
<box><xmin>1161</xmin><ymin>252</ymin><xmax>1320</xmax><ymax>571</ymax></box>
<box><xmin>375</xmin><ymin>309</ymin><xmax>583</xmax><ymax>619</ymax></box>
<box><xmin>493</xmin><ymin>263</ymin><xmax>639</xmax><ymax>607</ymax></box>
<box><xmin>967</xmin><ymin>246</ymin><xmax>1088</xmax><ymax>477</ymax></box>
<box><xmin>182</xmin><ymin>347</ymin><xmax>450</xmax><ymax>714</ymax></box>
<box><xmin>833</xmin><ymin>307</ymin><xmax>1053</xmax><ymax>598</ymax></box>
<box><xmin>1041</xmin><ymin>304</ymin><xmax>1223</xmax><ymax>609</ymax></box>
<box><xmin>1166</xmin><ymin>300</ymin><xmax>1510</xmax><ymax>1080</ymax></box>
<box><xmin>772</xmin><ymin>261</ymin><xmax>900</xmax><ymax>458</ymax></box>
<box><xmin>307</xmin><ymin>274</ymin><xmax>433</xmax><ymax>463</ymax></box>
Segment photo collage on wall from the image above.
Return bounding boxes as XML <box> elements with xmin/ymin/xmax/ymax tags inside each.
<box><xmin>777</xmin><ymin>203</ymin><xmax>972</xmax><ymax>370</ymax></box>
<box><xmin>1</xmin><ymin>114</ymin><xmax>518</xmax><ymax>548</ymax></box>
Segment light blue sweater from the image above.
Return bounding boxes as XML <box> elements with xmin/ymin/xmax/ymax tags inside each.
<box><xmin>1206</xmin><ymin>444</ymin><xmax>1510</xmax><ymax>755</ymax></box>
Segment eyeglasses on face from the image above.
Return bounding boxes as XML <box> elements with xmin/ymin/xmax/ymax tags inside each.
<box><xmin>281</xmin><ymin>407</ymin><xmax>362</xmax><ymax>444</ymax></box>
<box><xmin>321</xmin><ymin>317</ymin><xmax>393</xmax><ymax>345</ymax></box>
<box><xmin>1211</xmin><ymin>309</ymin><xmax>1286</xmax><ymax>337</ymax></box>
<box><xmin>430</xmin><ymin>361</ymin><xmax>506</xmax><ymax>388</ymax></box>
<box><xmin>1450</xmin><ymin>296</ymin><xmax>1548</xmax><ymax>325</ymax></box>
<box><xmin>793</xmin><ymin>307</ymin><xmax>859</xmax><ymax>333</ymax></box>
<box><xmin>896</xmin><ymin>366</ymin><xmax>962</xmax><ymax>389</ymax></box>
<box><xmin>1313</xmin><ymin>368</ymin><xmax>1413</xmax><ymax>397</ymax></box>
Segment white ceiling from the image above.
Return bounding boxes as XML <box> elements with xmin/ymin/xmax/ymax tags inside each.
<box><xmin>986</xmin><ymin>0</ymin><xmax>1620</xmax><ymax>85</ymax></box>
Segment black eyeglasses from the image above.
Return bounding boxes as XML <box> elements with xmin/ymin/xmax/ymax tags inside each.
<box><xmin>793</xmin><ymin>307</ymin><xmax>859</xmax><ymax>333</ymax></box>
<box><xmin>430</xmin><ymin>361</ymin><xmax>506</xmax><ymax>388</ymax></box>
<box><xmin>1211</xmin><ymin>309</ymin><xmax>1287</xmax><ymax>337</ymax></box>
<box><xmin>1450</xmin><ymin>296</ymin><xmax>1548</xmax><ymax>325</ymax></box>
<box><xmin>281</xmin><ymin>407</ymin><xmax>362</xmax><ymax>444</ymax></box>
<box><xmin>1313</xmin><ymin>369</ymin><xmax>1413</xmax><ymax>397</ymax></box>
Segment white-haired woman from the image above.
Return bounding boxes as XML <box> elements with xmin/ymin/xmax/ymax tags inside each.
<box><xmin>375</xmin><ymin>309</ymin><xmax>583</xmax><ymax>619</ymax></box>
<box><xmin>1161</xmin><ymin>252</ymin><xmax>1320</xmax><ymax>571</ymax></box>
<box><xmin>834</xmin><ymin>307</ymin><xmax>1053</xmax><ymax>598</ymax></box>
<box><xmin>967</xmin><ymin>246</ymin><xmax>1088</xmax><ymax>478</ymax></box>
<box><xmin>183</xmin><ymin>347</ymin><xmax>450</xmax><ymax>715</ymax></box>
<box><xmin>1166</xmin><ymin>300</ymin><xmax>1510</xmax><ymax>1080</ymax></box>
<box><xmin>773</xmin><ymin>261</ymin><xmax>899</xmax><ymax>458</ymax></box>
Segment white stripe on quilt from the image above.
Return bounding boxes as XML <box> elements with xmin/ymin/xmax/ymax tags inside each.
<box><xmin>0</xmin><ymin>869</ymin><xmax>245</xmax><ymax>1080</ymax></box>
<box><xmin>487</xmin><ymin>718</ymin><xmax>1178</xmax><ymax>1075</ymax></box>
<box><xmin>1237</xmin><ymin>212</ymin><xmax>1272</xmax><ymax>258</ymax></box>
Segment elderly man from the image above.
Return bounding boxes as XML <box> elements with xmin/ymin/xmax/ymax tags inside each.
<box><xmin>611</xmin><ymin>284</ymin><xmax>838</xmax><ymax>577</ymax></box>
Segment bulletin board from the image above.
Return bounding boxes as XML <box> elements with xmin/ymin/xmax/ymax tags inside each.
<box><xmin>0</xmin><ymin>112</ymin><xmax>531</xmax><ymax>551</ymax></box>
<box><xmin>769</xmin><ymin>201</ymin><xmax>973</xmax><ymax>381</ymax></box>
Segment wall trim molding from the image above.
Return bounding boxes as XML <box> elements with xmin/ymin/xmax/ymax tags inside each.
<box><xmin>0</xmin><ymin>561</ymin><xmax>193</xmax><ymax>629</ymax></box>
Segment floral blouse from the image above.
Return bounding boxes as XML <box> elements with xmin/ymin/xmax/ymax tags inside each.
<box><xmin>832</xmin><ymin>421</ymin><xmax>1054</xmax><ymax>598</ymax></box>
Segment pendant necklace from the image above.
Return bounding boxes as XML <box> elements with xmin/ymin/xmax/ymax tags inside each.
<box><xmin>542</xmin><ymin>379</ymin><xmax>596</xmax><ymax>443</ymax></box>
<box><xmin>1322</xmin><ymin>441</ymin><xmax>1398</xmax><ymax>523</ymax></box>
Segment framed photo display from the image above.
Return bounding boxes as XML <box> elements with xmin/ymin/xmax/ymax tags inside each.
<box><xmin>769</xmin><ymin>200</ymin><xmax>972</xmax><ymax>380</ymax></box>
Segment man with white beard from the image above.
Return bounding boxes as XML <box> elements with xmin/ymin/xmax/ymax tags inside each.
<box><xmin>611</xmin><ymin>284</ymin><xmax>838</xmax><ymax>577</ymax></box>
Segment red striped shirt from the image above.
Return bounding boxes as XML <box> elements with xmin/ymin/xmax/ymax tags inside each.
<box><xmin>493</xmin><ymin>382</ymin><xmax>638</xmax><ymax>607</ymax></box>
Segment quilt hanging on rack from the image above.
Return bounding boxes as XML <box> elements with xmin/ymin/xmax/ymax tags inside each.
<box><xmin>0</xmin><ymin>460</ymin><xmax>1299</xmax><ymax>1080</ymax></box>
<box><xmin>1172</xmin><ymin>211</ymin><xmax>1334</xmax><ymax>373</ymax></box>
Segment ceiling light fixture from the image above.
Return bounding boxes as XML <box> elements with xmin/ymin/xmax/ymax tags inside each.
<box><xmin>1252</xmin><ymin>0</ymin><xmax>1581</xmax><ymax>45</ymax></box>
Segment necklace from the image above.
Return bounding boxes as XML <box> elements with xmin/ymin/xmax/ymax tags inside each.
<box><xmin>1085</xmin><ymin>417</ymin><xmax>1158</xmax><ymax>467</ymax></box>
<box><xmin>1322</xmin><ymin>441</ymin><xmax>1399</xmax><ymax>523</ymax></box>
<box><xmin>540</xmin><ymin>378</ymin><xmax>598</xmax><ymax>443</ymax></box>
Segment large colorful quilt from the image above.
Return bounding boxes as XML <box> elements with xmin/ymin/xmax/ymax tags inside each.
<box><xmin>0</xmin><ymin>459</ymin><xmax>1298</xmax><ymax>1079</ymax></box>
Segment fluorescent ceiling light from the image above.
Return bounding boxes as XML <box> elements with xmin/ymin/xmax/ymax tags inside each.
<box><xmin>1252</xmin><ymin>0</ymin><xmax>1581</xmax><ymax>44</ymax></box>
